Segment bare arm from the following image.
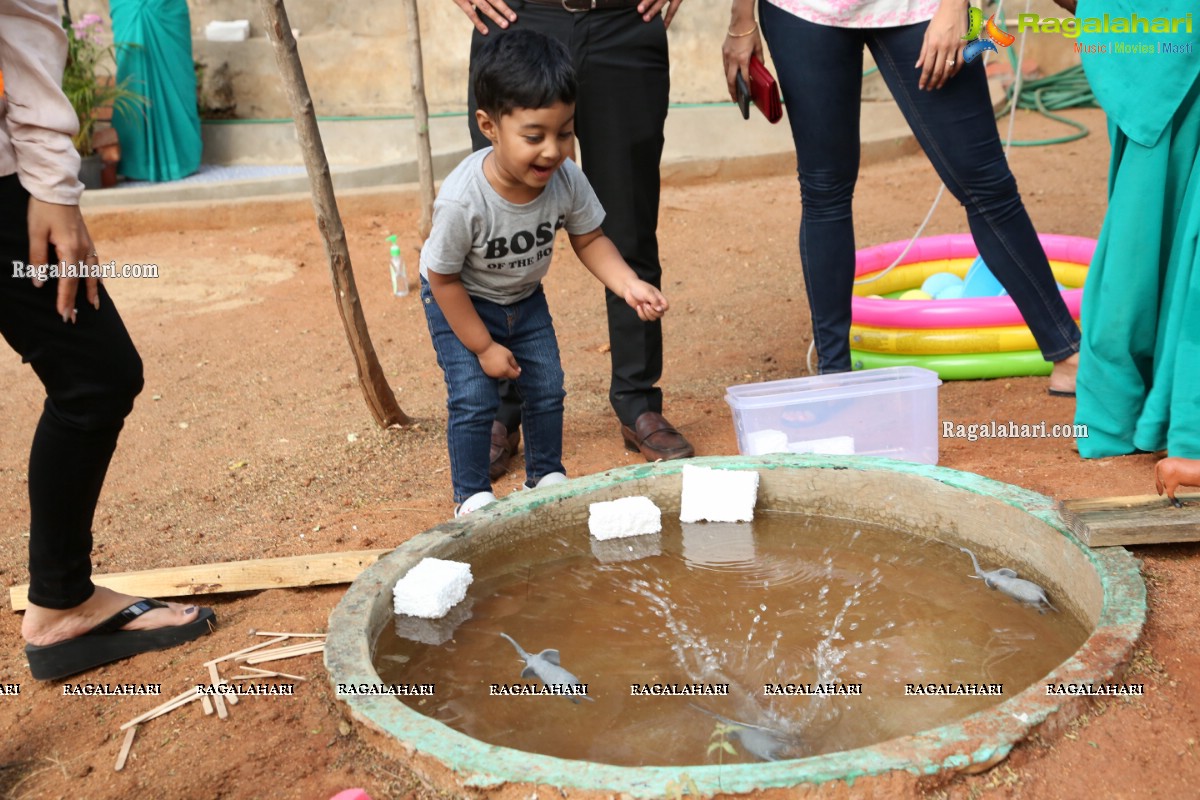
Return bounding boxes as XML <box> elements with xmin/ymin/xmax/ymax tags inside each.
<box><xmin>427</xmin><ymin>271</ymin><xmax>520</xmax><ymax>379</ymax></box>
<box><xmin>569</xmin><ymin>228</ymin><xmax>668</xmax><ymax>321</ymax></box>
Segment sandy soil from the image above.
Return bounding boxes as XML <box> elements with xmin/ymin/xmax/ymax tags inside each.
<box><xmin>2</xmin><ymin>106</ymin><xmax>1198</xmax><ymax>800</ymax></box>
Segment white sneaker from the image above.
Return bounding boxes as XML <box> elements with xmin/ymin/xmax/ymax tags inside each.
<box><xmin>531</xmin><ymin>471</ymin><xmax>567</xmax><ymax>489</ymax></box>
<box><xmin>455</xmin><ymin>491</ymin><xmax>496</xmax><ymax>517</ymax></box>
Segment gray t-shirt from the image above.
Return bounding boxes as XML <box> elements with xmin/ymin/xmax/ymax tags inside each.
<box><xmin>419</xmin><ymin>148</ymin><xmax>607</xmax><ymax>305</ymax></box>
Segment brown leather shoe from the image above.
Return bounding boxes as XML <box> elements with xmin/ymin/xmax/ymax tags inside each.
<box><xmin>621</xmin><ymin>411</ymin><xmax>694</xmax><ymax>462</ymax></box>
<box><xmin>489</xmin><ymin>421</ymin><xmax>520</xmax><ymax>481</ymax></box>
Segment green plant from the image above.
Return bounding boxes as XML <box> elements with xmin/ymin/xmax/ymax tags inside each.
<box><xmin>708</xmin><ymin>721</ymin><xmax>739</xmax><ymax>764</ymax></box>
<box><xmin>61</xmin><ymin>13</ymin><xmax>146</xmax><ymax>156</ymax></box>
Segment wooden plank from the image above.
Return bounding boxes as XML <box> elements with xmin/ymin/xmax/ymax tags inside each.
<box><xmin>8</xmin><ymin>549</ymin><xmax>391</xmax><ymax>611</ymax></box>
<box><xmin>1058</xmin><ymin>493</ymin><xmax>1200</xmax><ymax>547</ymax></box>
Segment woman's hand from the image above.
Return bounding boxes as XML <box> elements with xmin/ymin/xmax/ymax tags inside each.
<box><xmin>916</xmin><ymin>0</ymin><xmax>968</xmax><ymax>91</ymax></box>
<box><xmin>28</xmin><ymin>197</ymin><xmax>100</xmax><ymax>322</ymax></box>
<box><xmin>477</xmin><ymin>341</ymin><xmax>521</xmax><ymax>379</ymax></box>
<box><xmin>722</xmin><ymin>3</ymin><xmax>762</xmax><ymax>101</ymax></box>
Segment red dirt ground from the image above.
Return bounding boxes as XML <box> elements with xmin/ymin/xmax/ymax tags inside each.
<box><xmin>1</xmin><ymin>107</ymin><xmax>1197</xmax><ymax>799</ymax></box>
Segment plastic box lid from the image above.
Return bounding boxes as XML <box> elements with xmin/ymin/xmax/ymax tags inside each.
<box><xmin>725</xmin><ymin>366</ymin><xmax>941</xmax><ymax>410</ymax></box>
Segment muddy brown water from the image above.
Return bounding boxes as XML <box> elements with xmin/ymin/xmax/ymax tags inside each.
<box><xmin>374</xmin><ymin>512</ymin><xmax>1088</xmax><ymax>767</ymax></box>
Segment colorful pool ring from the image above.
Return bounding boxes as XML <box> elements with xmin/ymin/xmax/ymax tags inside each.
<box><xmin>850</xmin><ymin>323</ymin><xmax>1046</xmax><ymax>355</ymax></box>
<box><xmin>853</xmin><ymin>259</ymin><xmax>1086</xmax><ymax>299</ymax></box>
<box><xmin>851</xmin><ymin>349</ymin><xmax>1053</xmax><ymax>380</ymax></box>
<box><xmin>851</xmin><ymin>233</ymin><xmax>1094</xmax><ymax>330</ymax></box>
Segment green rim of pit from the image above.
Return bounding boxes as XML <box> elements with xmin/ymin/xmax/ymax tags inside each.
<box><xmin>326</xmin><ymin>455</ymin><xmax>1145</xmax><ymax>797</ymax></box>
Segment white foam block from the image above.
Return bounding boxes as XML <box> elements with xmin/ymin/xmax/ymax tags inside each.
<box><xmin>787</xmin><ymin>435</ymin><xmax>856</xmax><ymax>455</ymax></box>
<box><xmin>679</xmin><ymin>464</ymin><xmax>759</xmax><ymax>523</ymax></box>
<box><xmin>392</xmin><ymin>557</ymin><xmax>473</xmax><ymax>619</ymax></box>
<box><xmin>588</xmin><ymin>496</ymin><xmax>662</xmax><ymax>540</ymax></box>
<box><xmin>745</xmin><ymin>428</ymin><xmax>789</xmax><ymax>455</ymax></box>
<box><xmin>205</xmin><ymin>20</ymin><xmax>250</xmax><ymax>42</ymax></box>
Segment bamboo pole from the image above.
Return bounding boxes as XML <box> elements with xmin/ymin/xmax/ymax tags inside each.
<box><xmin>259</xmin><ymin>0</ymin><xmax>411</xmax><ymax>429</ymax></box>
<box><xmin>401</xmin><ymin>0</ymin><xmax>436</xmax><ymax>240</ymax></box>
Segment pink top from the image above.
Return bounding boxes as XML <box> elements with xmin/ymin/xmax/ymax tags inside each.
<box><xmin>765</xmin><ymin>0</ymin><xmax>940</xmax><ymax>28</ymax></box>
<box><xmin>0</xmin><ymin>0</ymin><xmax>85</xmax><ymax>204</ymax></box>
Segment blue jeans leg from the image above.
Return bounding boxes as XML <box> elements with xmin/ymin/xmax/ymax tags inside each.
<box><xmin>505</xmin><ymin>289</ymin><xmax>567</xmax><ymax>486</ymax></box>
<box><xmin>867</xmin><ymin>24</ymin><xmax>1080</xmax><ymax>361</ymax></box>
<box><xmin>760</xmin><ymin>3</ymin><xmax>1080</xmax><ymax>370</ymax></box>
<box><xmin>422</xmin><ymin>281</ymin><xmax>566</xmax><ymax>502</ymax></box>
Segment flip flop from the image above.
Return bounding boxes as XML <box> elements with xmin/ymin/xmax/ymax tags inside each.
<box><xmin>1047</xmin><ymin>388</ymin><xmax>1076</xmax><ymax>398</ymax></box>
<box><xmin>25</xmin><ymin>599</ymin><xmax>216</xmax><ymax>681</ymax></box>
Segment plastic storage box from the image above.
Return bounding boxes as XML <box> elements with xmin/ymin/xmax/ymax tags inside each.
<box><xmin>724</xmin><ymin>366</ymin><xmax>942</xmax><ymax>465</ymax></box>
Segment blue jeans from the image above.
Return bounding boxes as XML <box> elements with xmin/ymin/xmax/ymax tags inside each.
<box><xmin>760</xmin><ymin>2</ymin><xmax>1081</xmax><ymax>373</ymax></box>
<box><xmin>421</xmin><ymin>279</ymin><xmax>566</xmax><ymax>503</ymax></box>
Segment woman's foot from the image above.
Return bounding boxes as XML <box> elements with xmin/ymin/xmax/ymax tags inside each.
<box><xmin>22</xmin><ymin>586</ymin><xmax>202</xmax><ymax>647</ymax></box>
<box><xmin>1048</xmin><ymin>352</ymin><xmax>1079</xmax><ymax>396</ymax></box>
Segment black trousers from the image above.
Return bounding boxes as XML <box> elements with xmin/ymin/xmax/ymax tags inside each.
<box><xmin>0</xmin><ymin>174</ymin><xmax>144</xmax><ymax>609</ymax></box>
<box><xmin>467</xmin><ymin>0</ymin><xmax>670</xmax><ymax>428</ymax></box>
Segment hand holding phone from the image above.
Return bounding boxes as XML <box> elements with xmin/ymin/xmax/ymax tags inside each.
<box><xmin>735</xmin><ymin>72</ymin><xmax>751</xmax><ymax>120</ymax></box>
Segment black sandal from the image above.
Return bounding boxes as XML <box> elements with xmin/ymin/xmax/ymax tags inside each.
<box><xmin>25</xmin><ymin>599</ymin><xmax>216</xmax><ymax>681</ymax></box>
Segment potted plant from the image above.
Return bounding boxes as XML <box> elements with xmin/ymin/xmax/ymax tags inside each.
<box><xmin>61</xmin><ymin>13</ymin><xmax>146</xmax><ymax>188</ymax></box>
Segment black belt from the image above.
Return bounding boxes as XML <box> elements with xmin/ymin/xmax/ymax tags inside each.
<box><xmin>522</xmin><ymin>0</ymin><xmax>641</xmax><ymax>11</ymax></box>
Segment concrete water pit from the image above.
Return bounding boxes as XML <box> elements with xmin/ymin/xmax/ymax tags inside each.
<box><xmin>326</xmin><ymin>456</ymin><xmax>1145</xmax><ymax>798</ymax></box>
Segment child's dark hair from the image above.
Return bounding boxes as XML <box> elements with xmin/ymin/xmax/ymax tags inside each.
<box><xmin>473</xmin><ymin>29</ymin><xmax>577</xmax><ymax>118</ymax></box>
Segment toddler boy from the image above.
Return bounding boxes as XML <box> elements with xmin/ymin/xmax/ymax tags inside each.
<box><xmin>420</xmin><ymin>29</ymin><xmax>669</xmax><ymax>516</ymax></box>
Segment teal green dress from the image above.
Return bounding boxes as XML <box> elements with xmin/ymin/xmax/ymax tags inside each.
<box><xmin>1075</xmin><ymin>0</ymin><xmax>1200</xmax><ymax>458</ymax></box>
<box><xmin>110</xmin><ymin>0</ymin><xmax>201</xmax><ymax>182</ymax></box>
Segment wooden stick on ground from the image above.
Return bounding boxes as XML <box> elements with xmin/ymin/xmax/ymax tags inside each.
<box><xmin>240</xmin><ymin>665</ymin><xmax>307</xmax><ymax>681</ymax></box>
<box><xmin>244</xmin><ymin>642</ymin><xmax>325</xmax><ymax>665</ymax></box>
<box><xmin>114</xmin><ymin>726</ymin><xmax>136</xmax><ymax>771</ymax></box>
<box><xmin>252</xmin><ymin>631</ymin><xmax>326</xmax><ymax>639</ymax></box>
<box><xmin>238</xmin><ymin>640</ymin><xmax>326</xmax><ymax>660</ymax></box>
<box><xmin>207</xmin><ymin>663</ymin><xmax>229</xmax><ymax>719</ymax></box>
<box><xmin>205</xmin><ymin>635</ymin><xmax>288</xmax><ymax>665</ymax></box>
<box><xmin>122</xmin><ymin>689</ymin><xmax>202</xmax><ymax>730</ymax></box>
<box><xmin>201</xmin><ymin>693</ymin><xmax>214</xmax><ymax>716</ymax></box>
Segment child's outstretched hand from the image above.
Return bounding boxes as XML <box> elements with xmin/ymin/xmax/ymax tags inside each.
<box><xmin>624</xmin><ymin>280</ymin><xmax>669</xmax><ymax>322</ymax></box>
<box><xmin>478</xmin><ymin>341</ymin><xmax>521</xmax><ymax>380</ymax></box>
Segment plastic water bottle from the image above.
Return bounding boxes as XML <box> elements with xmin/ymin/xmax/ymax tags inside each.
<box><xmin>387</xmin><ymin>234</ymin><xmax>409</xmax><ymax>297</ymax></box>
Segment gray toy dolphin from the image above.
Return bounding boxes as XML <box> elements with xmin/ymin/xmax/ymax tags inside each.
<box><xmin>500</xmin><ymin>633</ymin><xmax>594</xmax><ymax>703</ymax></box>
<box><xmin>961</xmin><ymin>547</ymin><xmax>1057</xmax><ymax>613</ymax></box>
<box><xmin>688</xmin><ymin>703</ymin><xmax>792</xmax><ymax>762</ymax></box>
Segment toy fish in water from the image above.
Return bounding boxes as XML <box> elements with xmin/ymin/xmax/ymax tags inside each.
<box><xmin>688</xmin><ymin>703</ymin><xmax>793</xmax><ymax>762</ymax></box>
<box><xmin>961</xmin><ymin>547</ymin><xmax>1057</xmax><ymax>613</ymax></box>
<box><xmin>499</xmin><ymin>633</ymin><xmax>594</xmax><ymax>703</ymax></box>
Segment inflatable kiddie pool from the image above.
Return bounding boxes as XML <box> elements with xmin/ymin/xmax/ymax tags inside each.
<box><xmin>850</xmin><ymin>234</ymin><xmax>1094</xmax><ymax>380</ymax></box>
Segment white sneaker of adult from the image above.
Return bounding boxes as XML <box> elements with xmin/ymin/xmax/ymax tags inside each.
<box><xmin>455</xmin><ymin>491</ymin><xmax>497</xmax><ymax>517</ymax></box>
